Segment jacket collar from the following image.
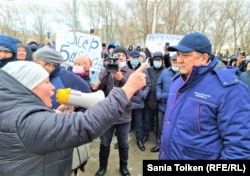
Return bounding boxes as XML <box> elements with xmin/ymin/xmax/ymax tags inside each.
<box><xmin>49</xmin><ymin>65</ymin><xmax>62</xmax><ymax>79</ymax></box>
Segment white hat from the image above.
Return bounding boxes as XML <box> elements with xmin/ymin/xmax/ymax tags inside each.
<box><xmin>1</xmin><ymin>61</ymin><xmax>49</xmax><ymax>90</ymax></box>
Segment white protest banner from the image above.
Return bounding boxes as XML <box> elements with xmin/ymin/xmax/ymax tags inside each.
<box><xmin>56</xmin><ymin>28</ymin><xmax>102</xmax><ymax>70</ymax></box>
<box><xmin>145</xmin><ymin>33</ymin><xmax>183</xmax><ymax>55</ymax></box>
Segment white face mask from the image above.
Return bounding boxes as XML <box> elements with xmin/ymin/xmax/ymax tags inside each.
<box><xmin>172</xmin><ymin>66</ymin><xmax>179</xmax><ymax>72</ymax></box>
<box><xmin>72</xmin><ymin>66</ymin><xmax>84</xmax><ymax>73</ymax></box>
<box><xmin>118</xmin><ymin>61</ymin><xmax>127</xmax><ymax>68</ymax></box>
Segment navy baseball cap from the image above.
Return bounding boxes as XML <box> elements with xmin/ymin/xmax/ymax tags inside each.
<box><xmin>129</xmin><ymin>50</ymin><xmax>140</xmax><ymax>57</ymax></box>
<box><xmin>168</xmin><ymin>32</ymin><xmax>212</xmax><ymax>55</ymax></box>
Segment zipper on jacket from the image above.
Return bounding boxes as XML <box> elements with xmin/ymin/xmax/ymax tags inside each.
<box><xmin>159</xmin><ymin>76</ymin><xmax>189</xmax><ymax>159</ymax></box>
<box><xmin>159</xmin><ymin>91</ymin><xmax>179</xmax><ymax>159</ymax></box>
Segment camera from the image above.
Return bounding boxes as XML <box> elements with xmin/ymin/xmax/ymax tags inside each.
<box><xmin>165</xmin><ymin>42</ymin><xmax>170</xmax><ymax>48</ymax></box>
<box><xmin>241</xmin><ymin>52</ymin><xmax>246</xmax><ymax>57</ymax></box>
<box><xmin>104</xmin><ymin>53</ymin><xmax>119</xmax><ymax>72</ymax></box>
<box><xmin>90</xmin><ymin>28</ymin><xmax>94</xmax><ymax>34</ymax></box>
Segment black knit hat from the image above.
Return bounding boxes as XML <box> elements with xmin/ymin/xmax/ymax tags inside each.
<box><xmin>113</xmin><ymin>47</ymin><xmax>127</xmax><ymax>58</ymax></box>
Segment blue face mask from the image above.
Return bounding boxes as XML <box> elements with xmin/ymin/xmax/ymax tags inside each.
<box><xmin>131</xmin><ymin>59</ymin><xmax>140</xmax><ymax>66</ymax></box>
<box><xmin>153</xmin><ymin>61</ymin><xmax>162</xmax><ymax>68</ymax></box>
<box><xmin>172</xmin><ymin>66</ymin><xmax>179</xmax><ymax>72</ymax></box>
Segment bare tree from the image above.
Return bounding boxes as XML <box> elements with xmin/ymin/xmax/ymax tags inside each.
<box><xmin>241</xmin><ymin>23</ymin><xmax>250</xmax><ymax>54</ymax></box>
<box><xmin>80</xmin><ymin>0</ymin><xmax>102</xmax><ymax>34</ymax></box>
<box><xmin>195</xmin><ymin>0</ymin><xmax>217</xmax><ymax>33</ymax></box>
<box><xmin>160</xmin><ymin>0</ymin><xmax>190</xmax><ymax>34</ymax></box>
<box><xmin>81</xmin><ymin>0</ymin><xmax>118</xmax><ymax>42</ymax></box>
<box><xmin>1</xmin><ymin>0</ymin><xmax>250</xmax><ymax>53</ymax></box>
<box><xmin>208</xmin><ymin>1</ymin><xmax>232</xmax><ymax>54</ymax></box>
<box><xmin>111</xmin><ymin>6</ymin><xmax>131</xmax><ymax>47</ymax></box>
<box><xmin>224</xmin><ymin>0</ymin><xmax>248</xmax><ymax>53</ymax></box>
<box><xmin>54</xmin><ymin>0</ymin><xmax>80</xmax><ymax>30</ymax></box>
<box><xmin>99</xmin><ymin>0</ymin><xmax>119</xmax><ymax>42</ymax></box>
<box><xmin>175</xmin><ymin>2</ymin><xmax>197</xmax><ymax>34</ymax></box>
<box><xmin>13</xmin><ymin>4</ymin><xmax>31</xmax><ymax>43</ymax></box>
<box><xmin>237</xmin><ymin>2</ymin><xmax>250</xmax><ymax>54</ymax></box>
<box><xmin>27</xmin><ymin>4</ymin><xmax>52</xmax><ymax>44</ymax></box>
<box><xmin>0</xmin><ymin>2</ymin><xmax>19</xmax><ymax>38</ymax></box>
<box><xmin>126</xmin><ymin>0</ymin><xmax>155</xmax><ymax>45</ymax></box>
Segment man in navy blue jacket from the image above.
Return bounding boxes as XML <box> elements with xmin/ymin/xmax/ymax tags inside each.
<box><xmin>152</xmin><ymin>54</ymin><xmax>178</xmax><ymax>153</ymax></box>
<box><xmin>159</xmin><ymin>32</ymin><xmax>250</xmax><ymax>160</ymax></box>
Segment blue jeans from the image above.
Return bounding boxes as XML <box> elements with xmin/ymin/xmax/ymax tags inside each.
<box><xmin>100</xmin><ymin>122</ymin><xmax>131</xmax><ymax>167</ymax></box>
<box><xmin>132</xmin><ymin>108</ymin><xmax>144</xmax><ymax>141</ymax></box>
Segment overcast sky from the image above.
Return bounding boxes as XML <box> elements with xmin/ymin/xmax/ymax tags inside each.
<box><xmin>6</xmin><ymin>0</ymin><xmax>128</xmax><ymax>8</ymax></box>
<box><xmin>3</xmin><ymin>0</ymin><xmax>128</xmax><ymax>30</ymax></box>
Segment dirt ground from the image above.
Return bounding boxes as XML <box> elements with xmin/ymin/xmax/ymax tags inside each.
<box><xmin>77</xmin><ymin>131</ymin><xmax>158</xmax><ymax>176</ymax></box>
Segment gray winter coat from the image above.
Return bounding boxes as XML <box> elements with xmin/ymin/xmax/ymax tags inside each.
<box><xmin>0</xmin><ymin>70</ymin><xmax>131</xmax><ymax>176</ymax></box>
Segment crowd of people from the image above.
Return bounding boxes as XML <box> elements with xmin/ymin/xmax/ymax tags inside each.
<box><xmin>0</xmin><ymin>31</ymin><xmax>250</xmax><ymax>176</ymax></box>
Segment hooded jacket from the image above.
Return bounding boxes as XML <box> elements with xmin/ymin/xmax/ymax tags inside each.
<box><xmin>159</xmin><ymin>56</ymin><xmax>250</xmax><ymax>160</ymax></box>
<box><xmin>0</xmin><ymin>70</ymin><xmax>131</xmax><ymax>176</ymax></box>
<box><xmin>0</xmin><ymin>34</ymin><xmax>21</xmax><ymax>68</ymax></box>
<box><xmin>16</xmin><ymin>43</ymin><xmax>33</xmax><ymax>61</ymax></box>
<box><xmin>144</xmin><ymin>59</ymin><xmax>164</xmax><ymax>110</ymax></box>
<box><xmin>239</xmin><ymin>59</ymin><xmax>250</xmax><ymax>90</ymax></box>
<box><xmin>107</xmin><ymin>42</ymin><xmax>116</xmax><ymax>56</ymax></box>
<box><xmin>156</xmin><ymin>67</ymin><xmax>177</xmax><ymax>112</ymax></box>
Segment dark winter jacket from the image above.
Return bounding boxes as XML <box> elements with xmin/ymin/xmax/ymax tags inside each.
<box><xmin>49</xmin><ymin>66</ymin><xmax>91</xmax><ymax>109</ymax></box>
<box><xmin>128</xmin><ymin>62</ymin><xmax>151</xmax><ymax>109</ymax></box>
<box><xmin>144</xmin><ymin>66</ymin><xmax>164</xmax><ymax>110</ymax></box>
<box><xmin>239</xmin><ymin>70</ymin><xmax>250</xmax><ymax>90</ymax></box>
<box><xmin>163</xmin><ymin>53</ymin><xmax>171</xmax><ymax>68</ymax></box>
<box><xmin>98</xmin><ymin>66</ymin><xmax>133</xmax><ymax>123</ymax></box>
<box><xmin>0</xmin><ymin>69</ymin><xmax>131</xmax><ymax>176</ymax></box>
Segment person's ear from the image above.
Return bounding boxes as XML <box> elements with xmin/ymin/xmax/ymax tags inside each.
<box><xmin>201</xmin><ymin>53</ymin><xmax>210</xmax><ymax>65</ymax></box>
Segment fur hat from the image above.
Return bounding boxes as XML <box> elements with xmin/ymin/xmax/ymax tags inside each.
<box><xmin>1</xmin><ymin>61</ymin><xmax>49</xmax><ymax>90</ymax></box>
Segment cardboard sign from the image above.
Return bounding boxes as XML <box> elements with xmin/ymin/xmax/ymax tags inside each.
<box><xmin>56</xmin><ymin>28</ymin><xmax>102</xmax><ymax>70</ymax></box>
<box><xmin>145</xmin><ymin>33</ymin><xmax>183</xmax><ymax>55</ymax></box>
